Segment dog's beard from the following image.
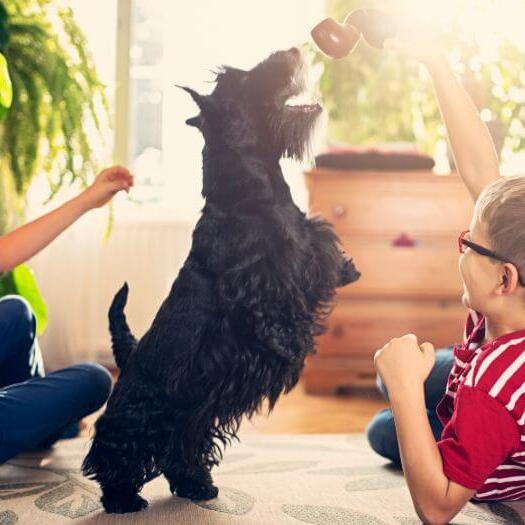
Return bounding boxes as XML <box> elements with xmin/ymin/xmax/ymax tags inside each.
<box><xmin>269</xmin><ymin>107</ymin><xmax>322</xmax><ymax>162</ymax></box>
<box><xmin>267</xmin><ymin>55</ymin><xmax>323</xmax><ymax>162</ymax></box>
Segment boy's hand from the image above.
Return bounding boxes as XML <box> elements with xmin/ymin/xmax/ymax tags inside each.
<box><xmin>81</xmin><ymin>166</ymin><xmax>134</xmax><ymax>210</ymax></box>
<box><xmin>383</xmin><ymin>26</ymin><xmax>442</xmax><ymax>65</ymax></box>
<box><xmin>374</xmin><ymin>334</ymin><xmax>435</xmax><ymax>391</ymax></box>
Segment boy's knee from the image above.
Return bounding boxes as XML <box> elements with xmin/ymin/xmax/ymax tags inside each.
<box><xmin>0</xmin><ymin>296</ymin><xmax>36</xmax><ymax>335</ymax></box>
<box><xmin>366</xmin><ymin>410</ymin><xmax>388</xmax><ymax>454</ymax></box>
<box><xmin>366</xmin><ymin>409</ymin><xmax>400</xmax><ymax>464</ymax></box>
<box><xmin>74</xmin><ymin>363</ymin><xmax>113</xmax><ymax>410</ymax></box>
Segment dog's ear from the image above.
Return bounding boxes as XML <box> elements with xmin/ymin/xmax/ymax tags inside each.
<box><xmin>186</xmin><ymin>115</ymin><xmax>203</xmax><ymax>129</ymax></box>
<box><xmin>177</xmin><ymin>85</ymin><xmax>214</xmax><ymax>115</ymax></box>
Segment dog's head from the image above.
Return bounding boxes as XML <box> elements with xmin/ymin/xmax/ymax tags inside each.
<box><xmin>181</xmin><ymin>48</ymin><xmax>322</xmax><ymax>162</ymax></box>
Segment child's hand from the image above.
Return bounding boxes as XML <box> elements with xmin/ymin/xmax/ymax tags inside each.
<box><xmin>374</xmin><ymin>334</ymin><xmax>435</xmax><ymax>391</ymax></box>
<box><xmin>383</xmin><ymin>27</ymin><xmax>442</xmax><ymax>65</ymax></box>
<box><xmin>81</xmin><ymin>166</ymin><xmax>134</xmax><ymax>210</ymax></box>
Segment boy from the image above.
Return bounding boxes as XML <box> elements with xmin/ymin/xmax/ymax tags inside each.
<box><xmin>0</xmin><ymin>166</ymin><xmax>133</xmax><ymax>464</ymax></box>
<box><xmin>369</xmin><ymin>37</ymin><xmax>525</xmax><ymax>524</ymax></box>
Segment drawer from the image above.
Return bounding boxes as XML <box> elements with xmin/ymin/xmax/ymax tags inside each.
<box><xmin>316</xmin><ymin>298</ymin><xmax>465</xmax><ymax>357</ymax></box>
<box><xmin>338</xmin><ymin>235</ymin><xmax>463</xmax><ymax>300</ymax></box>
<box><xmin>306</xmin><ymin>170</ymin><xmax>473</xmax><ymax>236</ymax></box>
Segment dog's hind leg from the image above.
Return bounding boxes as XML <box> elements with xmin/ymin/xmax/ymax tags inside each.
<box><xmin>162</xmin><ymin>429</ymin><xmax>219</xmax><ymax>501</ymax></box>
<box><xmin>164</xmin><ymin>464</ymin><xmax>218</xmax><ymax>501</ymax></box>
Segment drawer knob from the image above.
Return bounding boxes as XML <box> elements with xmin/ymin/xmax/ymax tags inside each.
<box><xmin>392</xmin><ymin>233</ymin><xmax>417</xmax><ymax>248</ymax></box>
<box><xmin>332</xmin><ymin>325</ymin><xmax>345</xmax><ymax>338</ymax></box>
<box><xmin>333</xmin><ymin>204</ymin><xmax>347</xmax><ymax>218</ymax></box>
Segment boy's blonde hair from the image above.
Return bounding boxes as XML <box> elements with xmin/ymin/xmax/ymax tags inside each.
<box><xmin>475</xmin><ymin>176</ymin><xmax>525</xmax><ymax>280</ymax></box>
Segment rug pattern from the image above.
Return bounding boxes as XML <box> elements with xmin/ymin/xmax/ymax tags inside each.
<box><xmin>0</xmin><ymin>435</ymin><xmax>524</xmax><ymax>524</ymax></box>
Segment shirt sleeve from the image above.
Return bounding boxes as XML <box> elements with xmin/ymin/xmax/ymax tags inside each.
<box><xmin>437</xmin><ymin>385</ymin><xmax>520</xmax><ymax>490</ymax></box>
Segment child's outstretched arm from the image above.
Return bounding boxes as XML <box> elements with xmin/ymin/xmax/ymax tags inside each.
<box><xmin>385</xmin><ymin>36</ymin><xmax>501</xmax><ymax>201</ymax></box>
<box><xmin>0</xmin><ymin>166</ymin><xmax>133</xmax><ymax>273</ymax></box>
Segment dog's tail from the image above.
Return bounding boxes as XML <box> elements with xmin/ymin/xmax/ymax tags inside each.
<box><xmin>109</xmin><ymin>282</ymin><xmax>137</xmax><ymax>370</ymax></box>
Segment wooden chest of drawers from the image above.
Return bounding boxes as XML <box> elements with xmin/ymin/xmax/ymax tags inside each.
<box><xmin>303</xmin><ymin>168</ymin><xmax>474</xmax><ymax>394</ymax></box>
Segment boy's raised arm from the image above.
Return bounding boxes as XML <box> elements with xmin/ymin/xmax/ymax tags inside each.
<box><xmin>385</xmin><ymin>36</ymin><xmax>501</xmax><ymax>201</ymax></box>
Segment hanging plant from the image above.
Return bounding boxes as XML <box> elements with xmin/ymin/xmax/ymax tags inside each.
<box><xmin>1</xmin><ymin>0</ymin><xmax>109</xmax><ymax>201</ymax></box>
<box><xmin>0</xmin><ymin>0</ymin><xmax>110</xmax><ymax>334</ymax></box>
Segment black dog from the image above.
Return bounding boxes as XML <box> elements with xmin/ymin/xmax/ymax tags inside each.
<box><xmin>82</xmin><ymin>48</ymin><xmax>360</xmax><ymax>514</ymax></box>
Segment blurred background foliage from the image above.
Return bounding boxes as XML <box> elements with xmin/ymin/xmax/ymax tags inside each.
<box><xmin>313</xmin><ymin>0</ymin><xmax>525</xmax><ymax>164</ymax></box>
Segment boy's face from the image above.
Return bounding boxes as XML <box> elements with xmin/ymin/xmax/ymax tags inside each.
<box><xmin>458</xmin><ymin>217</ymin><xmax>500</xmax><ymax>313</ymax></box>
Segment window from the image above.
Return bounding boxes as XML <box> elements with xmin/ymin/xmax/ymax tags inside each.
<box><xmin>127</xmin><ymin>1</ymin><xmax>164</xmax><ymax>202</ymax></box>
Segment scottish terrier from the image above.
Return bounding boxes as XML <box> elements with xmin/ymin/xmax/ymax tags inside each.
<box><xmin>82</xmin><ymin>48</ymin><xmax>360</xmax><ymax>514</ymax></box>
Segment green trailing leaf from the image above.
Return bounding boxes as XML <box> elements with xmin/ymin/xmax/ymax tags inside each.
<box><xmin>0</xmin><ymin>52</ymin><xmax>11</xmax><ymax>120</ymax></box>
<box><xmin>102</xmin><ymin>202</ymin><xmax>114</xmax><ymax>242</ymax></box>
<box><xmin>10</xmin><ymin>264</ymin><xmax>48</xmax><ymax>335</ymax></box>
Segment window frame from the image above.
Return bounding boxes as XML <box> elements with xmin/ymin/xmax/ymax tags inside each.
<box><xmin>114</xmin><ymin>0</ymin><xmax>132</xmax><ymax>166</ymax></box>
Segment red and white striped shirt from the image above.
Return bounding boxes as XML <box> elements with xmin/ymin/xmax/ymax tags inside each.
<box><xmin>437</xmin><ymin>311</ymin><xmax>525</xmax><ymax>501</ymax></box>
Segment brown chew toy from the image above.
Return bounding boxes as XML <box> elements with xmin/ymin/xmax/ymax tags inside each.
<box><xmin>310</xmin><ymin>17</ymin><xmax>361</xmax><ymax>60</ymax></box>
<box><xmin>311</xmin><ymin>9</ymin><xmax>397</xmax><ymax>59</ymax></box>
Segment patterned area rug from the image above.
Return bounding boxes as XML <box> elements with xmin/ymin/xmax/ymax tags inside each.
<box><xmin>1</xmin><ymin>434</ymin><xmax>524</xmax><ymax>524</ymax></box>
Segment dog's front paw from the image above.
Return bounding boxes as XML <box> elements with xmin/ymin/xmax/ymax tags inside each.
<box><xmin>177</xmin><ymin>482</ymin><xmax>219</xmax><ymax>501</ymax></box>
<box><xmin>339</xmin><ymin>256</ymin><xmax>361</xmax><ymax>286</ymax></box>
<box><xmin>101</xmin><ymin>490</ymin><xmax>149</xmax><ymax>514</ymax></box>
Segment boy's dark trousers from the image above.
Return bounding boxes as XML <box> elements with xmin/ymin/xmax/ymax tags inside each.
<box><xmin>0</xmin><ymin>295</ymin><xmax>112</xmax><ymax>464</ymax></box>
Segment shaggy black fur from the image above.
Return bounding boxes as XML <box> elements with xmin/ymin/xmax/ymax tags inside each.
<box><xmin>82</xmin><ymin>48</ymin><xmax>360</xmax><ymax>514</ymax></box>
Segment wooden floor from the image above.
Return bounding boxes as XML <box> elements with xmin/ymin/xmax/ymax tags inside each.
<box><xmin>83</xmin><ymin>380</ymin><xmax>388</xmax><ymax>437</ymax></box>
<box><xmin>241</xmin><ymin>383</ymin><xmax>387</xmax><ymax>435</ymax></box>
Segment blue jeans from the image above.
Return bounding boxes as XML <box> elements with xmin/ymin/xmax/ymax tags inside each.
<box><xmin>366</xmin><ymin>347</ymin><xmax>454</xmax><ymax>465</ymax></box>
<box><xmin>0</xmin><ymin>295</ymin><xmax>112</xmax><ymax>464</ymax></box>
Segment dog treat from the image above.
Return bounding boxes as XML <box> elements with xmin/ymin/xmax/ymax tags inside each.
<box><xmin>310</xmin><ymin>17</ymin><xmax>361</xmax><ymax>59</ymax></box>
<box><xmin>82</xmin><ymin>48</ymin><xmax>359</xmax><ymax>514</ymax></box>
<box><xmin>311</xmin><ymin>8</ymin><xmax>398</xmax><ymax>58</ymax></box>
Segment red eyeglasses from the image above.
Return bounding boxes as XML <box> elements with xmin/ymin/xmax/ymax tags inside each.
<box><xmin>458</xmin><ymin>230</ymin><xmax>525</xmax><ymax>287</ymax></box>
